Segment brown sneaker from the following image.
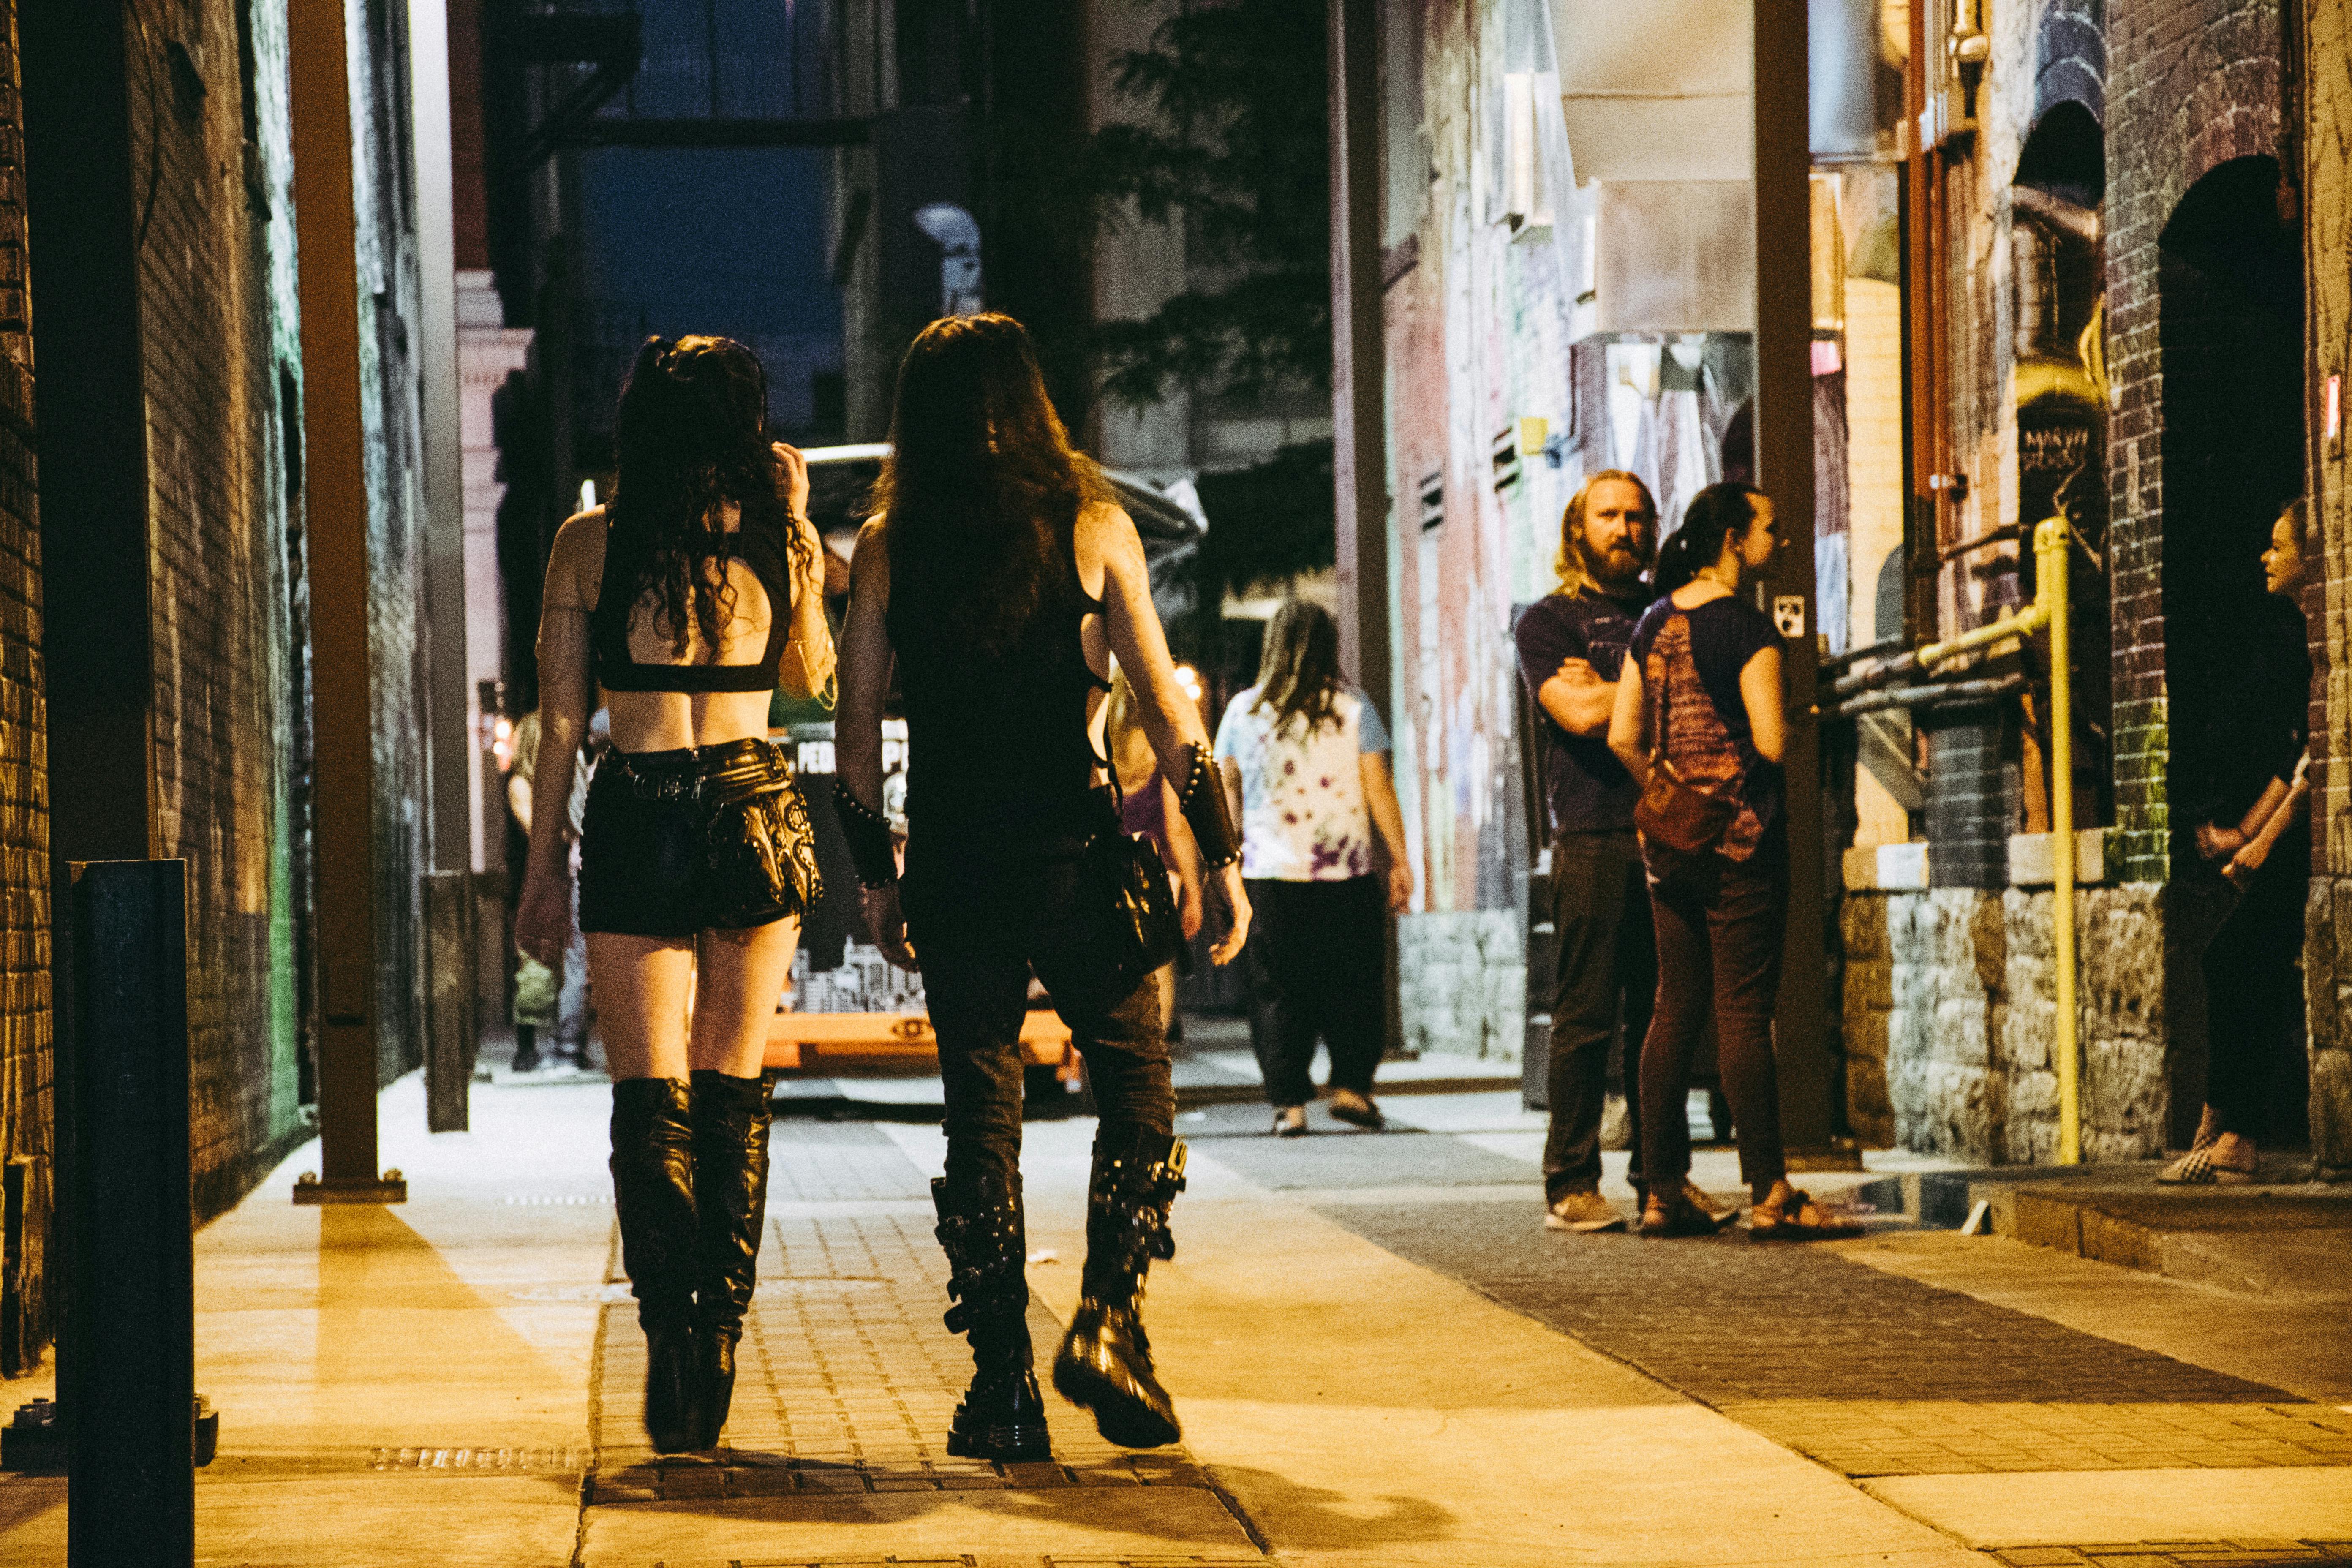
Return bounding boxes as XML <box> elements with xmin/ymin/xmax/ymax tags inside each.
<box><xmin>1545</xmin><ymin>1191</ymin><xmax>1627</xmax><ymax>1233</ymax></box>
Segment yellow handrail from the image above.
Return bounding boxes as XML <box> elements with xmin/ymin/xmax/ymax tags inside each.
<box><xmin>1917</xmin><ymin>516</ymin><xmax>2080</xmax><ymax>1163</ymax></box>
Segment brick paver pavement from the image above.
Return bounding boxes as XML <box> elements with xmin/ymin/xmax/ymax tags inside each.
<box><xmin>1318</xmin><ymin>1173</ymin><xmax>2352</xmax><ymax>1477</ymax></box>
<box><xmin>588</xmin><ymin>1123</ymin><xmax>1257</xmax><ymax>1550</ymax></box>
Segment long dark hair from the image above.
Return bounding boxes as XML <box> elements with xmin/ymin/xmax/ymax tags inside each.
<box><xmin>1251</xmin><ymin>599</ymin><xmax>1343</xmax><ymax>734</ymax></box>
<box><xmin>609</xmin><ymin>335</ymin><xmax>806</xmax><ymax>659</ymax></box>
<box><xmin>875</xmin><ymin>313</ymin><xmax>1108</xmax><ymax>661</ymax></box>
<box><xmin>1652</xmin><ymin>481</ymin><xmax>1767</xmax><ymax>596</ymax></box>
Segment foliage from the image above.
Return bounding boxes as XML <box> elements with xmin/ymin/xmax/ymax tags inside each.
<box><xmin>1194</xmin><ymin>441</ymin><xmax>1335</xmax><ymax>597</ymax></box>
<box><xmin>1087</xmin><ymin>2</ymin><xmax>1332</xmax><ymax>409</ymax></box>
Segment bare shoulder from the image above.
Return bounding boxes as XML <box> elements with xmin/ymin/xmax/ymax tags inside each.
<box><xmin>544</xmin><ymin>506</ymin><xmax>609</xmax><ymax>610</ymax></box>
<box><xmin>1074</xmin><ymin>498</ymin><xmax>1144</xmax><ymax>571</ymax></box>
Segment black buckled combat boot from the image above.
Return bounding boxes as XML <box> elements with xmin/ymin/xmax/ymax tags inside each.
<box><xmin>933</xmin><ymin>1170</ymin><xmax>1051</xmax><ymax>1462</ymax></box>
<box><xmin>689</xmin><ymin>1069</ymin><xmax>773</xmax><ymax>1450</ymax></box>
<box><xmin>609</xmin><ymin>1077</ymin><xmax>702</xmax><ymax>1453</ymax></box>
<box><xmin>1051</xmin><ymin>1130</ymin><xmax>1186</xmax><ymax>1449</ymax></box>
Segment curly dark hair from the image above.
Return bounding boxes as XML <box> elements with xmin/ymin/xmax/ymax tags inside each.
<box><xmin>608</xmin><ymin>335</ymin><xmax>811</xmax><ymax>660</ymax></box>
<box><xmin>874</xmin><ymin>313</ymin><xmax>1110</xmax><ymax>662</ymax></box>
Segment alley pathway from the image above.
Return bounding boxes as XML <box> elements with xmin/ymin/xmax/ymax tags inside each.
<box><xmin>0</xmin><ymin>1072</ymin><xmax>2347</xmax><ymax>1566</ymax></box>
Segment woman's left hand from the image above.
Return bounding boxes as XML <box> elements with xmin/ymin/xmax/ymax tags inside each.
<box><xmin>772</xmin><ymin>441</ymin><xmax>812</xmax><ymax>517</ymax></box>
<box><xmin>1386</xmin><ymin>860</ymin><xmax>1414</xmax><ymax>913</ymax></box>
<box><xmin>2225</xmin><ymin>838</ymin><xmax>2269</xmax><ymax>887</ymax></box>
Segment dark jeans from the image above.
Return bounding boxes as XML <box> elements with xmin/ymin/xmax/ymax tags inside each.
<box><xmin>905</xmin><ymin>851</ymin><xmax>1173</xmax><ymax>1192</ymax></box>
<box><xmin>1544</xmin><ymin>831</ymin><xmax>1652</xmax><ymax>1200</ymax></box>
<box><xmin>1641</xmin><ymin>834</ymin><xmax>1788</xmax><ymax>1194</ymax></box>
<box><xmin>2203</xmin><ymin>825</ymin><xmax>2309</xmax><ymax>1140</ymax></box>
<box><xmin>1244</xmin><ymin>876</ymin><xmax>1388</xmax><ymax>1106</ymax></box>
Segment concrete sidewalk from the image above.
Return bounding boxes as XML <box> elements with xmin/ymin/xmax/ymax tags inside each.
<box><xmin>0</xmin><ymin>1074</ymin><xmax>2345</xmax><ymax>1566</ymax></box>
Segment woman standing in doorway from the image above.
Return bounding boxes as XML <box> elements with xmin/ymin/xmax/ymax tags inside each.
<box><xmin>2172</xmin><ymin>498</ymin><xmax>2314</xmax><ymax>1183</ymax></box>
<box><xmin>1608</xmin><ymin>482</ymin><xmax>1859</xmax><ymax>1240</ymax></box>
<box><xmin>517</xmin><ymin>337</ymin><xmax>834</xmax><ymax>1452</ymax></box>
<box><xmin>1214</xmin><ymin>600</ymin><xmax>1414</xmax><ymax>1135</ymax></box>
<box><xmin>834</xmin><ymin>313</ymin><xmax>1249</xmax><ymax>1461</ymax></box>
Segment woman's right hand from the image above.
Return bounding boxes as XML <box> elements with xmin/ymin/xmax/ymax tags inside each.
<box><xmin>863</xmin><ymin>883</ymin><xmax>918</xmax><ymax>970</ymax></box>
<box><xmin>1207</xmin><ymin>863</ymin><xmax>1252</xmax><ymax>965</ymax></box>
<box><xmin>515</xmin><ymin>863</ymin><xmax>573</xmax><ymax>968</ymax></box>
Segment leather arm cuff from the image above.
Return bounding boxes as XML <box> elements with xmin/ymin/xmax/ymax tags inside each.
<box><xmin>833</xmin><ymin>780</ymin><xmax>899</xmax><ymax>888</ymax></box>
<box><xmin>1176</xmin><ymin>743</ymin><xmax>1241</xmax><ymax>869</ymax></box>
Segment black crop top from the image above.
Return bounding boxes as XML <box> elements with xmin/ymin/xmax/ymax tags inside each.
<box><xmin>591</xmin><ymin>508</ymin><xmax>794</xmax><ymax>693</ymax></box>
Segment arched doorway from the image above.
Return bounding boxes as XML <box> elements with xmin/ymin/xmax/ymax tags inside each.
<box><xmin>2158</xmin><ymin>154</ymin><xmax>2306</xmax><ymax>1141</ymax></box>
<box><xmin>2012</xmin><ymin>98</ymin><xmax>2110</xmax><ymax>834</ymax></box>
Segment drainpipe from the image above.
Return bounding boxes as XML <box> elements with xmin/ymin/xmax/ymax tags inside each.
<box><xmin>1916</xmin><ymin>516</ymin><xmax>2080</xmax><ymax>1162</ymax></box>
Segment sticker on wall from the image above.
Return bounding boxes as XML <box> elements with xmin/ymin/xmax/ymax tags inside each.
<box><xmin>1772</xmin><ymin>596</ymin><xmax>1807</xmax><ymax>640</ymax></box>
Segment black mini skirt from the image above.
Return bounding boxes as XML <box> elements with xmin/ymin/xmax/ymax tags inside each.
<box><xmin>578</xmin><ymin>738</ymin><xmax>822</xmax><ymax>939</ymax></box>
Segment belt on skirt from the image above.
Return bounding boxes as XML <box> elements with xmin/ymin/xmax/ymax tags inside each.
<box><xmin>599</xmin><ymin>738</ymin><xmax>792</xmax><ymax>804</ymax></box>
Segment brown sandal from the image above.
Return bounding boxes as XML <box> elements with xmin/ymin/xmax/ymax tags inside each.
<box><xmin>1747</xmin><ymin>1188</ymin><xmax>1862</xmax><ymax>1241</ymax></box>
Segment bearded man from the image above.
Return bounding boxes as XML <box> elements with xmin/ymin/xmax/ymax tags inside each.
<box><xmin>1513</xmin><ymin>472</ymin><xmax>1725</xmax><ymax>1233</ymax></box>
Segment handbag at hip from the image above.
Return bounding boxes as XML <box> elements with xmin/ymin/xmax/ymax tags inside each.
<box><xmin>699</xmin><ymin>747</ymin><xmax>825</xmax><ymax>926</ymax></box>
<box><xmin>1632</xmin><ymin>757</ymin><xmax>1737</xmax><ymax>854</ymax></box>
<box><xmin>1072</xmin><ymin>826</ymin><xmax>1183</xmax><ymax>992</ymax></box>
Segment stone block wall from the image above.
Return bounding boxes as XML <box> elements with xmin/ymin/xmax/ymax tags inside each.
<box><xmin>1842</xmin><ymin>884</ymin><xmax>2174</xmax><ymax>1162</ymax></box>
<box><xmin>1397</xmin><ymin>909</ymin><xmax>1524</xmax><ymax>1062</ymax></box>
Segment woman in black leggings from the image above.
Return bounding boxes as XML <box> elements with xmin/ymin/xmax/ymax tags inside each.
<box><xmin>519</xmin><ymin>337</ymin><xmax>833</xmax><ymax>1451</ymax></box>
<box><xmin>1608</xmin><ymin>482</ymin><xmax>1859</xmax><ymax>1240</ymax></box>
<box><xmin>833</xmin><ymin>314</ymin><xmax>1250</xmax><ymax>1460</ymax></box>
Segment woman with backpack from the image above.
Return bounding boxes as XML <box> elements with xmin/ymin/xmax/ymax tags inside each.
<box><xmin>1607</xmin><ymin>482</ymin><xmax>1859</xmax><ymax>1241</ymax></box>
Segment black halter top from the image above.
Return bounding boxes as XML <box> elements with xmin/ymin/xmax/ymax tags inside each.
<box><xmin>591</xmin><ymin>509</ymin><xmax>792</xmax><ymax>694</ymax></box>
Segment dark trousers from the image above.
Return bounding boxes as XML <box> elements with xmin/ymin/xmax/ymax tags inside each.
<box><xmin>2202</xmin><ymin>826</ymin><xmax>2309</xmax><ymax>1140</ymax></box>
<box><xmin>1244</xmin><ymin>876</ymin><xmax>1388</xmax><ymax>1106</ymax></box>
<box><xmin>1544</xmin><ymin>831</ymin><xmax>1652</xmax><ymax>1200</ymax></box>
<box><xmin>906</xmin><ymin>853</ymin><xmax>1173</xmax><ymax>1192</ymax></box>
<box><xmin>1641</xmin><ymin>836</ymin><xmax>1788</xmax><ymax>1194</ymax></box>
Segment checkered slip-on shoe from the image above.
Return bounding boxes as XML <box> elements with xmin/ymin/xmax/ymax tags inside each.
<box><xmin>2157</xmin><ymin>1144</ymin><xmax>2256</xmax><ymax>1184</ymax></box>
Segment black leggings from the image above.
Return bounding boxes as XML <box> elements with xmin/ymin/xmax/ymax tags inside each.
<box><xmin>1244</xmin><ymin>876</ymin><xmax>1388</xmax><ymax>1106</ymax></box>
<box><xmin>2202</xmin><ymin>825</ymin><xmax>2309</xmax><ymax>1139</ymax></box>
<box><xmin>1640</xmin><ymin>835</ymin><xmax>1788</xmax><ymax>1195</ymax></box>
<box><xmin>904</xmin><ymin>851</ymin><xmax>1173</xmax><ymax>1192</ymax></box>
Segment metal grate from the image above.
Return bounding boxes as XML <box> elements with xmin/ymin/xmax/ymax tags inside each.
<box><xmin>365</xmin><ymin>1445</ymin><xmax>587</xmax><ymax>1473</ymax></box>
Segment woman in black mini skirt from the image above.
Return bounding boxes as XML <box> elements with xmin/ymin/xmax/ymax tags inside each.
<box><xmin>517</xmin><ymin>336</ymin><xmax>833</xmax><ymax>1453</ymax></box>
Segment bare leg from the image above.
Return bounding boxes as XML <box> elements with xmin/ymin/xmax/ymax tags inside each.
<box><xmin>690</xmin><ymin>917</ymin><xmax>800</xmax><ymax>1075</ymax></box>
<box><xmin>588</xmin><ymin>932</ymin><xmax>698</xmax><ymax>1082</ymax></box>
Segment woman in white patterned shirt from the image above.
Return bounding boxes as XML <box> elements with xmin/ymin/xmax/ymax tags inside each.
<box><xmin>1214</xmin><ymin>600</ymin><xmax>1413</xmax><ymax>1135</ymax></box>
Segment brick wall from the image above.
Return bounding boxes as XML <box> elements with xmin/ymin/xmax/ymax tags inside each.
<box><xmin>2102</xmin><ymin>0</ymin><xmax>2286</xmax><ymax>882</ymax></box>
<box><xmin>127</xmin><ymin>0</ymin><xmax>316</xmax><ymax>1219</ymax></box>
<box><xmin>0</xmin><ymin>2</ymin><xmax>46</xmax><ymax>1370</ymax></box>
<box><xmin>2304</xmin><ymin>0</ymin><xmax>2352</xmax><ymax>1175</ymax></box>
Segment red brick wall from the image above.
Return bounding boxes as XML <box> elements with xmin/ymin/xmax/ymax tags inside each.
<box><xmin>2101</xmin><ymin>0</ymin><xmax>2286</xmax><ymax>881</ymax></box>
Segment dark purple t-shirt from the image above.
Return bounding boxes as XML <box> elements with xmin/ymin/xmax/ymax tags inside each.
<box><xmin>1514</xmin><ymin>586</ymin><xmax>1654</xmax><ymax>834</ymax></box>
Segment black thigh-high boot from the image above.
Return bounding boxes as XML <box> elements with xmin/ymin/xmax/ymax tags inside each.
<box><xmin>689</xmin><ymin>1069</ymin><xmax>772</xmax><ymax>1449</ymax></box>
<box><xmin>609</xmin><ymin>1078</ymin><xmax>702</xmax><ymax>1452</ymax></box>
<box><xmin>933</xmin><ymin>1169</ymin><xmax>1051</xmax><ymax>1461</ymax></box>
<box><xmin>1052</xmin><ymin>1129</ymin><xmax>1186</xmax><ymax>1449</ymax></box>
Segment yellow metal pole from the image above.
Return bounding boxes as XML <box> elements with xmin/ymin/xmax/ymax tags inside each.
<box><xmin>2040</xmin><ymin>516</ymin><xmax>2080</xmax><ymax>1164</ymax></box>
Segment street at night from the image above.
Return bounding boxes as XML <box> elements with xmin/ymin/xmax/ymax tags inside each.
<box><xmin>2</xmin><ymin>0</ymin><xmax>2352</xmax><ymax>1563</ymax></box>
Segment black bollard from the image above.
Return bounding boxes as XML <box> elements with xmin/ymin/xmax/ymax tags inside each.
<box><xmin>63</xmin><ymin>860</ymin><xmax>194</xmax><ymax>1566</ymax></box>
